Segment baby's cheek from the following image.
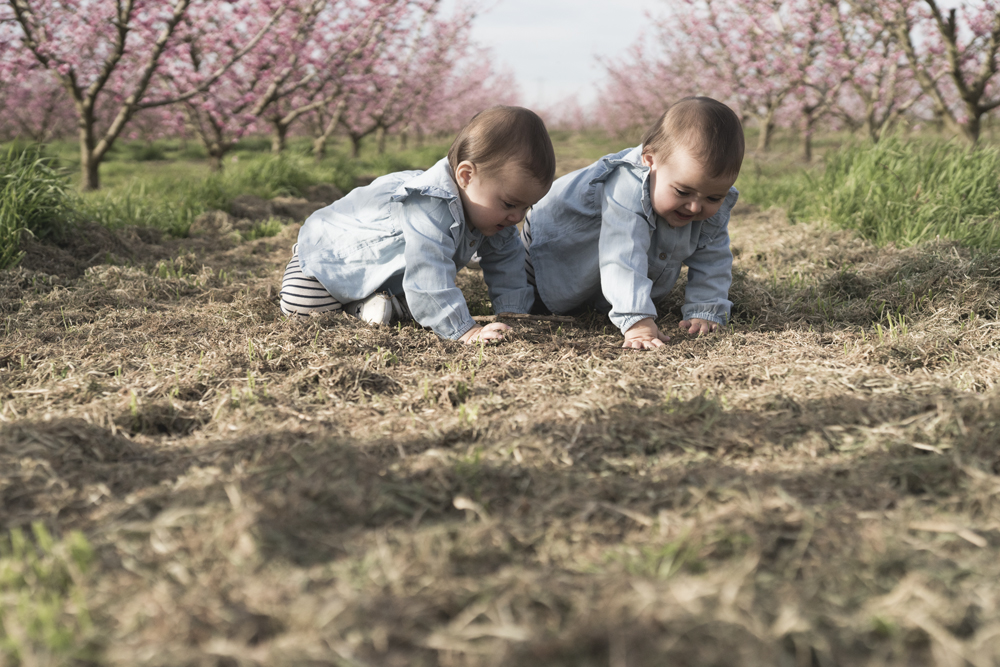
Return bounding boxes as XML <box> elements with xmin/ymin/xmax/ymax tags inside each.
<box><xmin>653</xmin><ymin>196</ymin><xmax>675</xmax><ymax>218</ymax></box>
<box><xmin>700</xmin><ymin>204</ymin><xmax>723</xmax><ymax>220</ymax></box>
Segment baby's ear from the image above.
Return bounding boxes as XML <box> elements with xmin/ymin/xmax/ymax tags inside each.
<box><xmin>640</xmin><ymin>152</ymin><xmax>655</xmax><ymax>168</ymax></box>
<box><xmin>455</xmin><ymin>160</ymin><xmax>476</xmax><ymax>188</ymax></box>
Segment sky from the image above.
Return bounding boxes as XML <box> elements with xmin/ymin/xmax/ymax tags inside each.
<box><xmin>445</xmin><ymin>0</ymin><xmax>663</xmax><ymax>108</ymax></box>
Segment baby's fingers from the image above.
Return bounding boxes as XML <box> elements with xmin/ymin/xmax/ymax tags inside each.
<box><xmin>680</xmin><ymin>319</ymin><xmax>719</xmax><ymax>336</ymax></box>
<box><xmin>622</xmin><ymin>337</ymin><xmax>665</xmax><ymax>350</ymax></box>
<box><xmin>467</xmin><ymin>330</ymin><xmax>506</xmax><ymax>345</ymax></box>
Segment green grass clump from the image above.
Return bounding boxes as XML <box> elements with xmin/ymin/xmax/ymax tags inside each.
<box><xmin>736</xmin><ymin>158</ymin><xmax>816</xmax><ymax>223</ymax></box>
<box><xmin>78</xmin><ymin>153</ymin><xmax>331</xmax><ymax>237</ymax></box>
<box><xmin>0</xmin><ymin>145</ymin><xmax>77</xmax><ymax>269</ymax></box>
<box><xmin>738</xmin><ymin>138</ymin><xmax>1000</xmax><ymax>251</ymax></box>
<box><xmin>816</xmin><ymin>138</ymin><xmax>1000</xmax><ymax>250</ymax></box>
<box><xmin>0</xmin><ymin>523</ymin><xmax>100</xmax><ymax>664</ymax></box>
<box><xmin>232</xmin><ymin>152</ymin><xmax>320</xmax><ymax>198</ymax></box>
<box><xmin>243</xmin><ymin>217</ymin><xmax>284</xmax><ymax>241</ymax></box>
<box><xmin>78</xmin><ymin>179</ymin><xmax>200</xmax><ymax>238</ymax></box>
<box><xmin>15</xmin><ymin>134</ymin><xmax>452</xmax><ymax>239</ymax></box>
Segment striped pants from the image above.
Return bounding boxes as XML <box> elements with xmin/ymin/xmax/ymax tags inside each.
<box><xmin>279</xmin><ymin>244</ymin><xmax>342</xmax><ymax>316</ymax></box>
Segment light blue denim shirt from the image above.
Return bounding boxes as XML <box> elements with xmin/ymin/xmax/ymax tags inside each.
<box><xmin>296</xmin><ymin>158</ymin><xmax>534</xmax><ymax>340</ymax></box>
<box><xmin>526</xmin><ymin>146</ymin><xmax>738</xmax><ymax>334</ymax></box>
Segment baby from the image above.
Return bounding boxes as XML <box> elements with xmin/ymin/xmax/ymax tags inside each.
<box><xmin>280</xmin><ymin>106</ymin><xmax>555</xmax><ymax>344</ymax></box>
<box><xmin>523</xmin><ymin>96</ymin><xmax>744</xmax><ymax>349</ymax></box>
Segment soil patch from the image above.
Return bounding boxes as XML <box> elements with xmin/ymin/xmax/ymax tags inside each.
<box><xmin>1</xmin><ymin>204</ymin><xmax>999</xmax><ymax>665</ymax></box>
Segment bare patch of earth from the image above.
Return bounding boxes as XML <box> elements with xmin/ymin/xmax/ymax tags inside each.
<box><xmin>1</xmin><ymin>204</ymin><xmax>1000</xmax><ymax>665</ymax></box>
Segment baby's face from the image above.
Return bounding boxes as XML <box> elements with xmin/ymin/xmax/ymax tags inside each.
<box><xmin>456</xmin><ymin>162</ymin><xmax>550</xmax><ymax>236</ymax></box>
<box><xmin>641</xmin><ymin>148</ymin><xmax>736</xmax><ymax>228</ymax></box>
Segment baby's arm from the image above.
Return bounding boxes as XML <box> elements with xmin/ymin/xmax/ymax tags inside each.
<box><xmin>680</xmin><ymin>208</ymin><xmax>735</xmax><ymax>336</ymax></box>
<box><xmin>478</xmin><ymin>229</ymin><xmax>534</xmax><ymax>314</ymax></box>
<box><xmin>400</xmin><ymin>198</ymin><xmax>480</xmax><ymax>341</ymax></box>
<box><xmin>598</xmin><ymin>171</ymin><xmax>667</xmax><ymax>347</ymax></box>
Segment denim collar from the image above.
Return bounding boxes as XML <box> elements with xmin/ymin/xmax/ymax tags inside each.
<box><xmin>391</xmin><ymin>158</ymin><xmax>459</xmax><ymax>203</ymax></box>
<box><xmin>590</xmin><ymin>145</ymin><xmax>654</xmax><ymax>221</ymax></box>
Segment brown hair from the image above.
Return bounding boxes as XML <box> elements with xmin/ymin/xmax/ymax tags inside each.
<box><xmin>448</xmin><ymin>106</ymin><xmax>556</xmax><ymax>186</ymax></box>
<box><xmin>641</xmin><ymin>97</ymin><xmax>745</xmax><ymax>180</ymax></box>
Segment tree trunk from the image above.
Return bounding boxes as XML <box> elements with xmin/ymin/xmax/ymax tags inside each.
<box><xmin>312</xmin><ymin>100</ymin><xmax>346</xmax><ymax>162</ymax></box>
<box><xmin>81</xmin><ymin>151</ymin><xmax>101</xmax><ymax>191</ymax></box>
<box><xmin>208</xmin><ymin>152</ymin><xmax>223</xmax><ymax>172</ymax></box>
<box><xmin>802</xmin><ymin>109</ymin><xmax>815</xmax><ymax>162</ymax></box>
<box><xmin>350</xmin><ymin>134</ymin><xmax>363</xmax><ymax>158</ymax></box>
<box><xmin>79</xmin><ymin>117</ymin><xmax>100</xmax><ymax>191</ymax></box>
<box><xmin>863</xmin><ymin>93</ymin><xmax>879</xmax><ymax>143</ymax></box>
<box><xmin>376</xmin><ymin>125</ymin><xmax>387</xmax><ymax>154</ymax></box>
<box><xmin>866</xmin><ymin>117</ymin><xmax>879</xmax><ymax>143</ymax></box>
<box><xmin>959</xmin><ymin>101</ymin><xmax>981</xmax><ymax>146</ymax></box>
<box><xmin>400</xmin><ymin>130</ymin><xmax>408</xmax><ymax>150</ymax></box>
<box><xmin>756</xmin><ymin>115</ymin><xmax>775</xmax><ymax>153</ymax></box>
<box><xmin>312</xmin><ymin>135</ymin><xmax>327</xmax><ymax>161</ymax></box>
<box><xmin>271</xmin><ymin>121</ymin><xmax>288</xmax><ymax>153</ymax></box>
<box><xmin>931</xmin><ymin>107</ymin><xmax>946</xmax><ymax>134</ymax></box>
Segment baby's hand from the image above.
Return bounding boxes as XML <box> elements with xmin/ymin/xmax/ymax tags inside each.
<box><xmin>679</xmin><ymin>318</ymin><xmax>721</xmax><ymax>336</ymax></box>
<box><xmin>623</xmin><ymin>317</ymin><xmax>670</xmax><ymax>350</ymax></box>
<box><xmin>460</xmin><ymin>322</ymin><xmax>511</xmax><ymax>345</ymax></box>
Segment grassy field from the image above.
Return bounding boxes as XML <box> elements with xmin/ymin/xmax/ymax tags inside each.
<box><xmin>1</xmin><ymin>131</ymin><xmax>1000</xmax><ymax>665</ymax></box>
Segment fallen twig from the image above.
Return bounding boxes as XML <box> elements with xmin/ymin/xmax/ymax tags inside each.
<box><xmin>473</xmin><ymin>312</ymin><xmax>575</xmax><ymax>323</ymax></box>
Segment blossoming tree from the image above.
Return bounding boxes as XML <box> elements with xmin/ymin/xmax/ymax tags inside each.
<box><xmin>847</xmin><ymin>0</ymin><xmax>1000</xmax><ymax>144</ymax></box>
<box><xmin>1</xmin><ymin>0</ymin><xmax>284</xmax><ymax>189</ymax></box>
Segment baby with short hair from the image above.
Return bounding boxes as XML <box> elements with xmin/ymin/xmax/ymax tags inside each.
<box><xmin>280</xmin><ymin>106</ymin><xmax>555</xmax><ymax>344</ymax></box>
<box><xmin>523</xmin><ymin>96</ymin><xmax>744</xmax><ymax>349</ymax></box>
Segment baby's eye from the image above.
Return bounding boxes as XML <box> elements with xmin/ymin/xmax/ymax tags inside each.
<box><xmin>708</xmin><ymin>196</ymin><xmax>723</xmax><ymax>203</ymax></box>
<box><xmin>501</xmin><ymin>201</ymin><xmax>515</xmax><ymax>209</ymax></box>
<box><xmin>674</xmin><ymin>189</ymin><xmax>689</xmax><ymax>197</ymax></box>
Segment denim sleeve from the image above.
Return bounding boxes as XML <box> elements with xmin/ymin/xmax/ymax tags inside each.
<box><xmin>599</xmin><ymin>170</ymin><xmax>658</xmax><ymax>335</ymax></box>
<box><xmin>400</xmin><ymin>197</ymin><xmax>477</xmax><ymax>340</ymax></box>
<box><xmin>479</xmin><ymin>229</ymin><xmax>534</xmax><ymax>314</ymax></box>
<box><xmin>681</xmin><ymin>197</ymin><xmax>736</xmax><ymax>326</ymax></box>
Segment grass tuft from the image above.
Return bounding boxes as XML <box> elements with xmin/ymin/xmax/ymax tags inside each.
<box><xmin>738</xmin><ymin>138</ymin><xmax>1000</xmax><ymax>251</ymax></box>
<box><xmin>0</xmin><ymin>524</ymin><xmax>99</xmax><ymax>663</ymax></box>
<box><xmin>0</xmin><ymin>145</ymin><xmax>77</xmax><ymax>269</ymax></box>
<box><xmin>243</xmin><ymin>217</ymin><xmax>285</xmax><ymax>241</ymax></box>
<box><xmin>818</xmin><ymin>138</ymin><xmax>1000</xmax><ymax>249</ymax></box>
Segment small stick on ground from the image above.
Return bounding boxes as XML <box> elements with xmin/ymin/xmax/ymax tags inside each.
<box><xmin>473</xmin><ymin>313</ymin><xmax>576</xmax><ymax>324</ymax></box>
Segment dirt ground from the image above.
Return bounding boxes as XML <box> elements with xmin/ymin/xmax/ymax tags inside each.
<box><xmin>2</xmin><ymin>200</ymin><xmax>1000</xmax><ymax>666</ymax></box>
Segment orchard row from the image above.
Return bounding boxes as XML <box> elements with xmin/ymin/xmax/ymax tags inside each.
<box><xmin>2</xmin><ymin>0</ymin><xmax>998</xmax><ymax>192</ymax></box>
<box><xmin>0</xmin><ymin>0</ymin><xmax>515</xmax><ymax>189</ymax></box>
<box><xmin>599</xmin><ymin>0</ymin><xmax>1000</xmax><ymax>159</ymax></box>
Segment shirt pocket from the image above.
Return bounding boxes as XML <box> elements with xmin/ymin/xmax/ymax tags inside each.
<box><xmin>648</xmin><ymin>234</ymin><xmax>679</xmax><ymax>284</ymax></box>
<box><xmin>336</xmin><ymin>231</ymin><xmax>402</xmax><ymax>262</ymax></box>
<box><xmin>695</xmin><ymin>218</ymin><xmax>725</xmax><ymax>250</ymax></box>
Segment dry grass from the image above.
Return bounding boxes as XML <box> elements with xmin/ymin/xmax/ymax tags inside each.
<box><xmin>2</xmin><ymin>200</ymin><xmax>1000</xmax><ymax>666</ymax></box>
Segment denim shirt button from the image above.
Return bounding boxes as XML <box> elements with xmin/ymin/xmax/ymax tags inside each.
<box><xmin>659</xmin><ymin>252</ymin><xmax>667</xmax><ymax>260</ymax></box>
<box><xmin>469</xmin><ymin>240</ymin><xmax>476</xmax><ymax>247</ymax></box>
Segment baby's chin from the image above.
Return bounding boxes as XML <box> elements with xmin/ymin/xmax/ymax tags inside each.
<box><xmin>664</xmin><ymin>213</ymin><xmax>695</xmax><ymax>228</ymax></box>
